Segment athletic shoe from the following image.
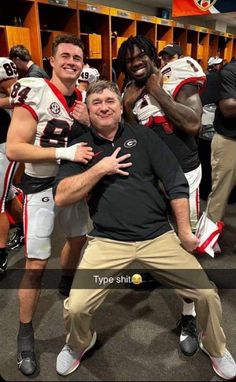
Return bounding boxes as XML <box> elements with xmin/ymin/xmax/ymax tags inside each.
<box><xmin>56</xmin><ymin>331</ymin><xmax>97</xmax><ymax>376</ymax></box>
<box><xmin>17</xmin><ymin>351</ymin><xmax>36</xmax><ymax>376</ymax></box>
<box><xmin>58</xmin><ymin>275</ymin><xmax>74</xmax><ymax>297</ymax></box>
<box><xmin>179</xmin><ymin>315</ymin><xmax>198</xmax><ymax>356</ymax></box>
<box><xmin>0</xmin><ymin>251</ymin><xmax>8</xmax><ymax>273</ymax></box>
<box><xmin>17</xmin><ymin>331</ymin><xmax>36</xmax><ymax>375</ymax></box>
<box><xmin>7</xmin><ymin>228</ymin><xmax>24</xmax><ymax>251</ymax></box>
<box><xmin>200</xmin><ymin>341</ymin><xmax>236</xmax><ymax>380</ymax></box>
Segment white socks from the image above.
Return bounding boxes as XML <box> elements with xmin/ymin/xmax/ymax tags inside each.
<box><xmin>182</xmin><ymin>301</ymin><xmax>196</xmax><ymax>317</ymax></box>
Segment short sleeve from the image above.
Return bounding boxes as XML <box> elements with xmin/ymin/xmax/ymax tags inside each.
<box><xmin>10</xmin><ymin>77</ymin><xmax>47</xmax><ymax>121</ymax></box>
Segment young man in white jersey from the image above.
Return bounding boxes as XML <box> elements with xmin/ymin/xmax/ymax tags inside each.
<box><xmin>0</xmin><ymin>57</ymin><xmax>23</xmax><ymax>274</ymax></box>
<box><xmin>6</xmin><ymin>34</ymin><xmax>94</xmax><ymax>376</ymax></box>
<box><xmin>118</xmin><ymin>36</ymin><xmax>205</xmax><ymax>358</ymax></box>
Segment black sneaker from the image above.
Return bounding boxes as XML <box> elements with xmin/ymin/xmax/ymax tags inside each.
<box><xmin>17</xmin><ymin>331</ymin><xmax>36</xmax><ymax>375</ymax></box>
<box><xmin>179</xmin><ymin>314</ymin><xmax>198</xmax><ymax>356</ymax></box>
<box><xmin>17</xmin><ymin>351</ymin><xmax>36</xmax><ymax>376</ymax></box>
<box><xmin>0</xmin><ymin>251</ymin><xmax>8</xmax><ymax>273</ymax></box>
<box><xmin>58</xmin><ymin>275</ymin><xmax>74</xmax><ymax>297</ymax></box>
<box><xmin>8</xmin><ymin>228</ymin><xmax>24</xmax><ymax>251</ymax></box>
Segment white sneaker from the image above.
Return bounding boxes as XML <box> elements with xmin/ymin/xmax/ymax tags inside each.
<box><xmin>200</xmin><ymin>342</ymin><xmax>236</xmax><ymax>380</ymax></box>
<box><xmin>56</xmin><ymin>331</ymin><xmax>97</xmax><ymax>376</ymax></box>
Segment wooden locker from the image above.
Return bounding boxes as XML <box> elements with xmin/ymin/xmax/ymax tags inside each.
<box><xmin>5</xmin><ymin>26</ymin><xmax>31</xmax><ymax>52</ymax></box>
<box><xmin>82</xmin><ymin>34</ymin><xmax>102</xmax><ymax>59</ymax></box>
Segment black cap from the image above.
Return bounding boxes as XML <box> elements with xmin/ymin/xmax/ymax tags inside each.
<box><xmin>159</xmin><ymin>43</ymin><xmax>182</xmax><ymax>57</ymax></box>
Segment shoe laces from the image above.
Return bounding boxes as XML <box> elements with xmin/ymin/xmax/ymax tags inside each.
<box><xmin>62</xmin><ymin>344</ymin><xmax>78</xmax><ymax>357</ymax></box>
<box><xmin>60</xmin><ymin>344</ymin><xmax>80</xmax><ymax>367</ymax></box>
<box><xmin>181</xmin><ymin>315</ymin><xmax>197</xmax><ymax>337</ymax></box>
<box><xmin>63</xmin><ymin>344</ymin><xmax>72</xmax><ymax>353</ymax></box>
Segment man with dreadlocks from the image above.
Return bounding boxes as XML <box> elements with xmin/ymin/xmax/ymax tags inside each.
<box><xmin>117</xmin><ymin>35</ymin><xmax>205</xmax><ymax>358</ymax></box>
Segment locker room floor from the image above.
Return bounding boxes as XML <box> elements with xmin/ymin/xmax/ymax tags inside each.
<box><xmin>1</xmin><ymin>200</ymin><xmax>236</xmax><ymax>382</ymax></box>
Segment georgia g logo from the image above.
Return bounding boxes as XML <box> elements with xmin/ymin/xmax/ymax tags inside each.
<box><xmin>193</xmin><ymin>0</ymin><xmax>217</xmax><ymax>11</ymax></box>
<box><xmin>124</xmin><ymin>139</ymin><xmax>137</xmax><ymax>148</ymax></box>
<box><xmin>49</xmin><ymin>102</ymin><xmax>61</xmax><ymax>115</ymax></box>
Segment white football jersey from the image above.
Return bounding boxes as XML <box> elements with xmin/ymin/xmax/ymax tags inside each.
<box><xmin>10</xmin><ymin>77</ymin><xmax>82</xmax><ymax>178</ymax></box>
<box><xmin>0</xmin><ymin>57</ymin><xmax>18</xmax><ymax>83</ymax></box>
<box><xmin>0</xmin><ymin>57</ymin><xmax>18</xmax><ymax>113</ymax></box>
<box><xmin>133</xmin><ymin>56</ymin><xmax>206</xmax><ymax>126</ymax></box>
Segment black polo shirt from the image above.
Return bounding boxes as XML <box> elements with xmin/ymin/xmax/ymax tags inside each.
<box><xmin>214</xmin><ymin>62</ymin><xmax>236</xmax><ymax>138</ymax></box>
<box><xmin>201</xmin><ymin>71</ymin><xmax>221</xmax><ymax>106</ymax></box>
<box><xmin>54</xmin><ymin>120</ymin><xmax>189</xmax><ymax>241</ymax></box>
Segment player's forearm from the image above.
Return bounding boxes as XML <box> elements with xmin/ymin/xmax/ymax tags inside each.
<box><xmin>170</xmin><ymin>198</ymin><xmax>192</xmax><ymax>235</ymax></box>
<box><xmin>55</xmin><ymin>163</ymin><xmax>107</xmax><ymax>207</ymax></box>
<box><xmin>170</xmin><ymin>198</ymin><xmax>200</xmax><ymax>252</ymax></box>
<box><xmin>6</xmin><ymin>142</ymin><xmax>57</xmax><ymax>162</ymax></box>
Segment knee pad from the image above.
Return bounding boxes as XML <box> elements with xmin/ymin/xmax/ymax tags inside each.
<box><xmin>26</xmin><ymin>208</ymin><xmax>55</xmax><ymax>260</ymax></box>
<box><xmin>35</xmin><ymin>208</ymin><xmax>55</xmax><ymax>238</ymax></box>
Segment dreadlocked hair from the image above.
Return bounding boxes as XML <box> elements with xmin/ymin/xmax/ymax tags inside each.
<box><xmin>117</xmin><ymin>35</ymin><xmax>159</xmax><ymax>79</ymax></box>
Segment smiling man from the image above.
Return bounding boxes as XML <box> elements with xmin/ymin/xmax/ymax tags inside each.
<box><xmin>6</xmin><ymin>34</ymin><xmax>94</xmax><ymax>376</ymax></box>
<box><xmin>53</xmin><ymin>80</ymin><xmax>236</xmax><ymax>380</ymax></box>
<box><xmin>118</xmin><ymin>36</ymin><xmax>206</xmax><ymax>358</ymax></box>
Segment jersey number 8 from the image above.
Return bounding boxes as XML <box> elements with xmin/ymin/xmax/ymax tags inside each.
<box><xmin>11</xmin><ymin>82</ymin><xmax>31</xmax><ymax>103</ymax></box>
<box><xmin>3</xmin><ymin>62</ymin><xmax>17</xmax><ymax>77</ymax></box>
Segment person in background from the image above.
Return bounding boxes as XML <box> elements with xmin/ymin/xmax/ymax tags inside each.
<box><xmin>118</xmin><ymin>36</ymin><xmax>205</xmax><ymax>357</ymax></box>
<box><xmin>202</xmin><ymin>57</ymin><xmax>236</xmax><ymax>249</ymax></box>
<box><xmin>207</xmin><ymin>56</ymin><xmax>223</xmax><ymax>73</ymax></box>
<box><xmin>0</xmin><ymin>57</ymin><xmax>23</xmax><ymax>273</ymax></box>
<box><xmin>76</xmin><ymin>64</ymin><xmax>100</xmax><ymax>101</ymax></box>
<box><xmin>6</xmin><ymin>34</ymin><xmax>94</xmax><ymax>376</ymax></box>
<box><xmin>9</xmin><ymin>44</ymin><xmax>50</xmax><ymax>79</ymax></box>
<box><xmin>54</xmin><ymin>80</ymin><xmax>236</xmax><ymax>381</ymax></box>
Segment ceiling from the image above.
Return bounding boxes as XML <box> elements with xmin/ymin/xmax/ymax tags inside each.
<box><xmin>192</xmin><ymin>12</ymin><xmax>236</xmax><ymax>29</ymax></box>
<box><xmin>129</xmin><ymin>0</ymin><xmax>236</xmax><ymax>30</ymax></box>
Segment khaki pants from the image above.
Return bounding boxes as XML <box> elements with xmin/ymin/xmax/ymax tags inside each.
<box><xmin>207</xmin><ymin>133</ymin><xmax>236</xmax><ymax>222</ymax></box>
<box><xmin>64</xmin><ymin>231</ymin><xmax>226</xmax><ymax>357</ymax></box>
